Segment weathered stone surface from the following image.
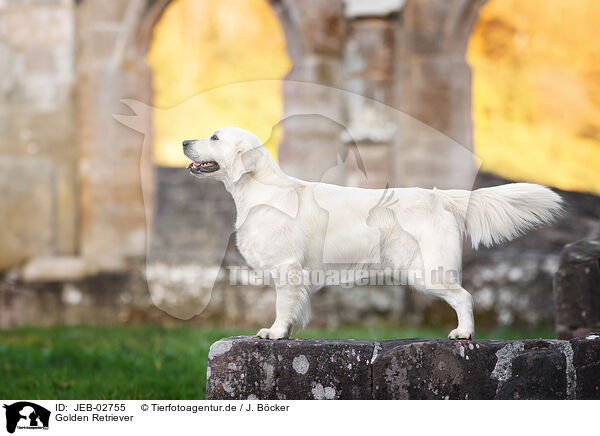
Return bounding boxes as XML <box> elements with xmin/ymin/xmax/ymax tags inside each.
<box><xmin>0</xmin><ymin>1</ymin><xmax>77</xmax><ymax>269</ymax></box>
<box><xmin>21</xmin><ymin>256</ymin><xmax>86</xmax><ymax>282</ymax></box>
<box><xmin>0</xmin><ymin>5</ymin><xmax>74</xmax><ymax>49</ymax></box>
<box><xmin>554</xmin><ymin>239</ymin><xmax>600</xmax><ymax>339</ymax></box>
<box><xmin>207</xmin><ymin>337</ymin><xmax>375</xmax><ymax>399</ymax></box>
<box><xmin>495</xmin><ymin>344</ymin><xmax>568</xmax><ymax>399</ymax></box>
<box><xmin>344</xmin><ymin>18</ymin><xmax>394</xmax><ymax>103</ymax></box>
<box><xmin>392</xmin><ymin>0</ymin><xmax>484</xmax><ymax>191</ymax></box>
<box><xmin>373</xmin><ymin>339</ymin><xmax>505</xmax><ymax>399</ymax></box>
<box><xmin>571</xmin><ymin>334</ymin><xmax>600</xmax><ymax>399</ymax></box>
<box><xmin>0</xmin><ymin>267</ymin><xmax>154</xmax><ymax>328</ymax></box>
<box><xmin>0</xmin><ymin>156</ymin><xmax>55</xmax><ymax>270</ymax></box>
<box><xmin>206</xmin><ymin>336</ymin><xmax>600</xmax><ymax>400</ymax></box>
<box><xmin>278</xmin><ymin>0</ymin><xmax>345</xmax><ymax>56</ymax></box>
<box><xmin>397</xmin><ymin>0</ymin><xmax>481</xmax><ymax>56</ymax></box>
<box><xmin>344</xmin><ymin>0</ymin><xmax>404</xmax><ymax>19</ymax></box>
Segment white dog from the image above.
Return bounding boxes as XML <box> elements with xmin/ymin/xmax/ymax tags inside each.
<box><xmin>183</xmin><ymin>127</ymin><xmax>563</xmax><ymax>340</ymax></box>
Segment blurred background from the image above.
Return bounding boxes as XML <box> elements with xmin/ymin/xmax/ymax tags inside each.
<box><xmin>1</xmin><ymin>0</ymin><xmax>599</xmax><ymax>398</ymax></box>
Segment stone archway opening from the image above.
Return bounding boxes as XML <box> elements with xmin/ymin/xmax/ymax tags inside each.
<box><xmin>146</xmin><ymin>0</ymin><xmax>292</xmax><ymax>165</ymax></box>
<box><xmin>467</xmin><ymin>0</ymin><xmax>600</xmax><ymax>195</ymax></box>
<box><xmin>140</xmin><ymin>0</ymin><xmax>292</xmax><ymax>318</ymax></box>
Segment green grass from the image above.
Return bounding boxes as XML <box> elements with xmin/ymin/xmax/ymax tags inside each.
<box><xmin>0</xmin><ymin>324</ymin><xmax>554</xmax><ymax>400</ymax></box>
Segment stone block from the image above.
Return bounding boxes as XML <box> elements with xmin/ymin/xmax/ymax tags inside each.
<box><xmin>554</xmin><ymin>239</ymin><xmax>600</xmax><ymax>339</ymax></box>
<box><xmin>207</xmin><ymin>337</ymin><xmax>375</xmax><ymax>399</ymax></box>
<box><xmin>1</xmin><ymin>108</ymin><xmax>78</xmax><ymax>257</ymax></box>
<box><xmin>571</xmin><ymin>334</ymin><xmax>600</xmax><ymax>399</ymax></box>
<box><xmin>343</xmin><ymin>19</ymin><xmax>395</xmax><ymax>139</ymax></box>
<box><xmin>0</xmin><ymin>5</ymin><xmax>74</xmax><ymax>49</ymax></box>
<box><xmin>283</xmin><ymin>0</ymin><xmax>344</xmax><ymax>56</ymax></box>
<box><xmin>0</xmin><ymin>267</ymin><xmax>154</xmax><ymax>328</ymax></box>
<box><xmin>397</xmin><ymin>0</ymin><xmax>480</xmax><ymax>56</ymax></box>
<box><xmin>344</xmin><ymin>18</ymin><xmax>394</xmax><ymax>96</ymax></box>
<box><xmin>372</xmin><ymin>339</ymin><xmax>505</xmax><ymax>399</ymax></box>
<box><xmin>86</xmin><ymin>0</ymin><xmax>130</xmax><ymax>24</ymax></box>
<box><xmin>0</xmin><ymin>156</ymin><xmax>55</xmax><ymax>269</ymax></box>
<box><xmin>206</xmin><ymin>336</ymin><xmax>600</xmax><ymax>399</ymax></box>
<box><xmin>21</xmin><ymin>256</ymin><xmax>86</xmax><ymax>282</ymax></box>
<box><xmin>495</xmin><ymin>347</ymin><xmax>567</xmax><ymax>399</ymax></box>
<box><xmin>344</xmin><ymin>0</ymin><xmax>404</xmax><ymax>18</ymax></box>
<box><xmin>286</xmin><ymin>55</ymin><xmax>342</xmax><ymax>88</ymax></box>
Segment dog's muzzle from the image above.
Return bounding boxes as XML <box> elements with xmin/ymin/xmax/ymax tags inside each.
<box><xmin>187</xmin><ymin>160</ymin><xmax>220</xmax><ymax>174</ymax></box>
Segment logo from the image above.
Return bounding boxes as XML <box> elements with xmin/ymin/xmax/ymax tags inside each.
<box><xmin>3</xmin><ymin>402</ymin><xmax>50</xmax><ymax>434</ymax></box>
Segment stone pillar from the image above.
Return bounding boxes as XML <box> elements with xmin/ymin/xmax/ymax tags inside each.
<box><xmin>270</xmin><ymin>0</ymin><xmax>346</xmax><ymax>183</ymax></box>
<box><xmin>342</xmin><ymin>3</ymin><xmax>398</xmax><ymax>188</ymax></box>
<box><xmin>555</xmin><ymin>239</ymin><xmax>600</xmax><ymax>339</ymax></box>
<box><xmin>392</xmin><ymin>0</ymin><xmax>483</xmax><ymax>189</ymax></box>
<box><xmin>76</xmin><ymin>0</ymin><xmax>155</xmax><ymax>272</ymax></box>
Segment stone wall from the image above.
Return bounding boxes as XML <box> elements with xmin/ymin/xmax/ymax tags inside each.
<box><xmin>206</xmin><ymin>335</ymin><xmax>600</xmax><ymax>399</ymax></box>
<box><xmin>0</xmin><ymin>0</ymin><xmax>484</xmax><ymax>274</ymax></box>
<box><xmin>0</xmin><ymin>0</ymin><xmax>78</xmax><ymax>269</ymax></box>
<box><xmin>0</xmin><ymin>0</ymin><xmax>163</xmax><ymax>275</ymax></box>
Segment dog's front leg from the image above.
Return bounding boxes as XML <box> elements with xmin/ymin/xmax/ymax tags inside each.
<box><xmin>256</xmin><ymin>266</ymin><xmax>310</xmax><ymax>340</ymax></box>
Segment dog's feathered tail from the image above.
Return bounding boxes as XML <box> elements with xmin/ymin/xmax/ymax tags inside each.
<box><xmin>437</xmin><ymin>183</ymin><xmax>563</xmax><ymax>249</ymax></box>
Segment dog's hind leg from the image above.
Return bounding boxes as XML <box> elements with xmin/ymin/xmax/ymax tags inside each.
<box><xmin>408</xmin><ymin>247</ymin><xmax>474</xmax><ymax>339</ymax></box>
<box><xmin>412</xmin><ymin>266</ymin><xmax>474</xmax><ymax>339</ymax></box>
<box><xmin>391</xmin><ymin>215</ymin><xmax>474</xmax><ymax>339</ymax></box>
<box><xmin>413</xmin><ymin>281</ymin><xmax>474</xmax><ymax>340</ymax></box>
<box><xmin>256</xmin><ymin>265</ymin><xmax>311</xmax><ymax>340</ymax></box>
<box><xmin>445</xmin><ymin>286</ymin><xmax>474</xmax><ymax>340</ymax></box>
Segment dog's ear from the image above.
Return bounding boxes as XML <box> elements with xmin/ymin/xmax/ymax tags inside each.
<box><xmin>231</xmin><ymin>147</ymin><xmax>262</xmax><ymax>183</ymax></box>
<box><xmin>231</xmin><ymin>150</ymin><xmax>249</xmax><ymax>183</ymax></box>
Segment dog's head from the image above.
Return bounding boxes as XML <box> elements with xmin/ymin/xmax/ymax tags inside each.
<box><xmin>183</xmin><ymin>126</ymin><xmax>264</xmax><ymax>184</ymax></box>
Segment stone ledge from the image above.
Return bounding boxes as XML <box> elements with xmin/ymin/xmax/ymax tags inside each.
<box><xmin>206</xmin><ymin>335</ymin><xmax>600</xmax><ymax>400</ymax></box>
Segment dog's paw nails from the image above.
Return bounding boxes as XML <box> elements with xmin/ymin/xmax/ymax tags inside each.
<box><xmin>256</xmin><ymin>328</ymin><xmax>271</xmax><ymax>339</ymax></box>
<box><xmin>448</xmin><ymin>328</ymin><xmax>473</xmax><ymax>340</ymax></box>
<box><xmin>255</xmin><ymin>327</ymin><xmax>289</xmax><ymax>340</ymax></box>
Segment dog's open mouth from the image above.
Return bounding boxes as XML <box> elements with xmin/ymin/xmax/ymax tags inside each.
<box><xmin>186</xmin><ymin>161</ymin><xmax>220</xmax><ymax>173</ymax></box>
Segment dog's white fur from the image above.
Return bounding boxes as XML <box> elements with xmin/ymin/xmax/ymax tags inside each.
<box><xmin>184</xmin><ymin>127</ymin><xmax>563</xmax><ymax>340</ymax></box>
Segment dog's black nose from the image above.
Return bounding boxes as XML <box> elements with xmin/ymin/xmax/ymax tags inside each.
<box><xmin>182</xmin><ymin>139</ymin><xmax>194</xmax><ymax>147</ymax></box>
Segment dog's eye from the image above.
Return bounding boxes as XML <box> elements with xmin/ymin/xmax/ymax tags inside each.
<box><xmin>210</xmin><ymin>134</ymin><xmax>219</xmax><ymax>141</ymax></box>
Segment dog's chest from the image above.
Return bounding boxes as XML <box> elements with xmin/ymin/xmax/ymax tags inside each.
<box><xmin>235</xmin><ymin>208</ymin><xmax>297</xmax><ymax>269</ymax></box>
<box><xmin>236</xmin><ymin>225</ymin><xmax>277</xmax><ymax>269</ymax></box>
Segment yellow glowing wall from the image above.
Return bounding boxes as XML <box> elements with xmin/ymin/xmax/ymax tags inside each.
<box><xmin>467</xmin><ymin>0</ymin><xmax>600</xmax><ymax>194</ymax></box>
<box><xmin>147</xmin><ymin>0</ymin><xmax>291</xmax><ymax>166</ymax></box>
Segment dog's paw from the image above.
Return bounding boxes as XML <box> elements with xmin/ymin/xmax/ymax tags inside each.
<box><xmin>256</xmin><ymin>327</ymin><xmax>289</xmax><ymax>340</ymax></box>
<box><xmin>448</xmin><ymin>327</ymin><xmax>473</xmax><ymax>340</ymax></box>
